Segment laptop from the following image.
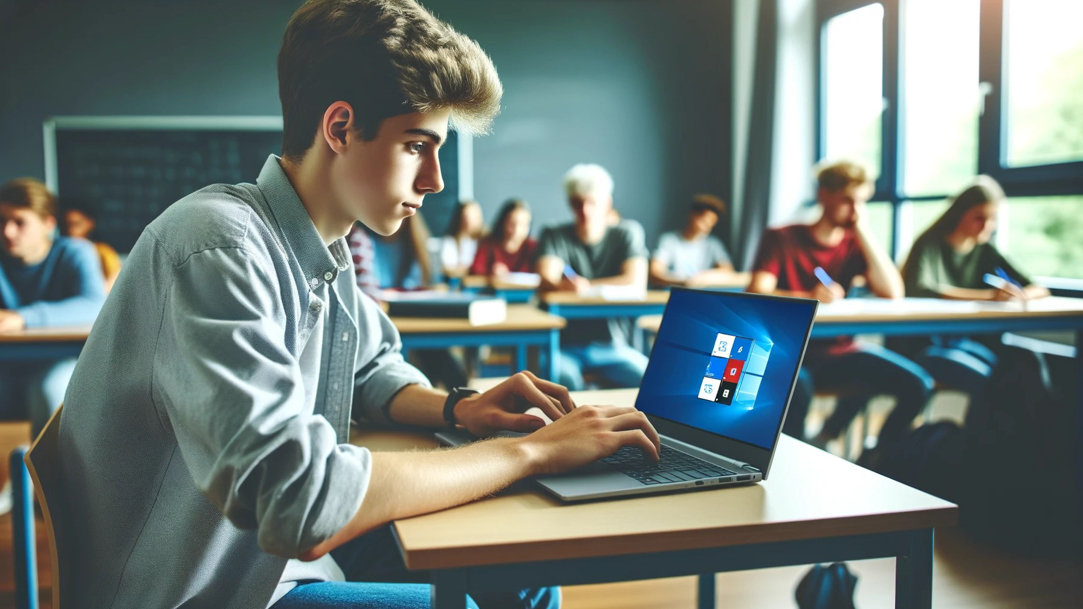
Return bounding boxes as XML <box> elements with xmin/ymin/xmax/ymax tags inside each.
<box><xmin>437</xmin><ymin>287</ymin><xmax>818</xmax><ymax>502</ymax></box>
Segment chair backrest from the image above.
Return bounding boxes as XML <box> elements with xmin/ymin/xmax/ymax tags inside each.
<box><xmin>24</xmin><ymin>405</ymin><xmax>64</xmax><ymax>609</ymax></box>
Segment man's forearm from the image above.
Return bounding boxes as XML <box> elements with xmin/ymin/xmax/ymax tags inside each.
<box><xmin>854</xmin><ymin>228</ymin><xmax>903</xmax><ymax>298</ymax></box>
<box><xmin>386</xmin><ymin>384</ymin><xmax>447</xmax><ymax>428</ymax></box>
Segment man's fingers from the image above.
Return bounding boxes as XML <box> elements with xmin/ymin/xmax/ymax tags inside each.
<box><xmin>606</xmin><ymin>410</ymin><xmax>661</xmax><ymax>453</ymax></box>
<box><xmin>614</xmin><ymin>430</ymin><xmax>660</xmax><ymax>461</ymax></box>
<box><xmin>517</xmin><ymin>370</ymin><xmax>576</xmax><ymax>414</ymax></box>
<box><xmin>508</xmin><ymin>373</ymin><xmax>571</xmax><ymax>421</ymax></box>
<box><xmin>490</xmin><ymin>412</ymin><xmax>547</xmax><ymax>434</ymax></box>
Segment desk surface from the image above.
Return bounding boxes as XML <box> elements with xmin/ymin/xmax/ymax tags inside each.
<box><xmin>460</xmin><ymin>275</ymin><xmax>540</xmax><ymax>291</ymax></box>
<box><xmin>362</xmin><ymin>389</ymin><xmax>956</xmax><ymax>572</ymax></box>
<box><xmin>0</xmin><ymin>325</ymin><xmax>93</xmax><ymax>343</ymax></box>
<box><xmin>636</xmin><ymin>295</ymin><xmax>1083</xmax><ymax>334</ymax></box>
<box><xmin>539</xmin><ymin>289</ymin><xmax>670</xmax><ymax>307</ymax></box>
<box><xmin>391</xmin><ymin>304</ymin><xmax>565</xmax><ymax>334</ymax></box>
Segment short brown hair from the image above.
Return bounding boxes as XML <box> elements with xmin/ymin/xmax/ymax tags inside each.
<box><xmin>0</xmin><ymin>178</ymin><xmax>57</xmax><ymax>219</ymax></box>
<box><xmin>815</xmin><ymin>160</ymin><xmax>872</xmax><ymax>192</ymax></box>
<box><xmin>278</xmin><ymin>0</ymin><xmax>503</xmax><ymax>160</ymax></box>
<box><xmin>690</xmin><ymin>193</ymin><xmax>726</xmax><ymax>217</ymax></box>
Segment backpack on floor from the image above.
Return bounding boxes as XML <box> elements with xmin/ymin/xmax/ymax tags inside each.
<box><xmin>794</xmin><ymin>562</ymin><xmax>858</xmax><ymax>609</ymax></box>
<box><xmin>960</xmin><ymin>344</ymin><xmax>1078</xmax><ymax>554</ymax></box>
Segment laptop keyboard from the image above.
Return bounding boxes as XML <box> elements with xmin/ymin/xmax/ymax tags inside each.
<box><xmin>602</xmin><ymin>445</ymin><xmax>737</xmax><ymax>485</ymax></box>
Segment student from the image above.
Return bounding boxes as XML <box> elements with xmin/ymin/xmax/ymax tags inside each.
<box><xmin>469</xmin><ymin>197</ymin><xmax>537</xmax><ymax>277</ymax></box>
<box><xmin>747</xmin><ymin>160</ymin><xmax>933</xmax><ymax>457</ymax></box>
<box><xmin>897</xmin><ymin>175</ymin><xmax>1049</xmax><ymax>394</ymax></box>
<box><xmin>439</xmin><ymin>199</ymin><xmax>483</xmax><ymax>278</ymax></box>
<box><xmin>58</xmin><ymin>2</ymin><xmax>659</xmax><ymax>608</ymax></box>
<box><xmin>649</xmin><ymin>193</ymin><xmax>735</xmax><ymax>287</ymax></box>
<box><xmin>351</xmin><ymin>215</ymin><xmax>470</xmax><ymax>390</ymax></box>
<box><xmin>62</xmin><ymin>199</ymin><xmax>122</xmax><ymax>292</ymax></box>
<box><xmin>537</xmin><ymin>163</ymin><xmax>650</xmax><ymax>391</ymax></box>
<box><xmin>0</xmin><ymin>178</ymin><xmax>105</xmax><ymax>435</ymax></box>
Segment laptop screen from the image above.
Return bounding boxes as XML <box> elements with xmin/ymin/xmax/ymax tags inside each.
<box><xmin>635</xmin><ymin>288</ymin><xmax>817</xmax><ymax>450</ymax></box>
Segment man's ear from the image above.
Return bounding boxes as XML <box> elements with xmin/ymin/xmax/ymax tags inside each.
<box><xmin>321</xmin><ymin>101</ymin><xmax>354</xmax><ymax>155</ymax></box>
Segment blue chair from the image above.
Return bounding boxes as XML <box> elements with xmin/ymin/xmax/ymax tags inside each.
<box><xmin>10</xmin><ymin>405</ymin><xmax>64</xmax><ymax>609</ymax></box>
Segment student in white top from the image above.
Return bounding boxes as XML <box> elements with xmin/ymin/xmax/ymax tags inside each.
<box><xmin>439</xmin><ymin>199</ymin><xmax>483</xmax><ymax>278</ymax></box>
<box><xmin>649</xmin><ymin>194</ymin><xmax>735</xmax><ymax>287</ymax></box>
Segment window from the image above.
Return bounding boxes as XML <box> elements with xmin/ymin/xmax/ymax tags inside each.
<box><xmin>817</xmin><ymin>0</ymin><xmax>1083</xmax><ymax>281</ymax></box>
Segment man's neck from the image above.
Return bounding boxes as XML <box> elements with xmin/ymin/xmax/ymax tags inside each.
<box><xmin>576</xmin><ymin>222</ymin><xmax>607</xmax><ymax>245</ymax></box>
<box><xmin>681</xmin><ymin>226</ymin><xmax>704</xmax><ymax>241</ymax></box>
<box><xmin>808</xmin><ymin>217</ymin><xmax>847</xmax><ymax>247</ymax></box>
<box><xmin>279</xmin><ymin>155</ymin><xmax>353</xmax><ymax>246</ymax></box>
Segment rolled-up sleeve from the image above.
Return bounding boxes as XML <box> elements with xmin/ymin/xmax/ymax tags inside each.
<box><xmin>153</xmin><ymin>237</ymin><xmax>370</xmax><ymax>559</ymax></box>
<box><xmin>350</xmin><ymin>298</ymin><xmax>431</xmax><ymax>426</ymax></box>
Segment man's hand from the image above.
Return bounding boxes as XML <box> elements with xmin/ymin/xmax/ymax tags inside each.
<box><xmin>560</xmin><ymin>274</ymin><xmax>592</xmax><ymax>294</ymax></box>
<box><xmin>453</xmin><ymin>371</ymin><xmax>576</xmax><ymax>437</ymax></box>
<box><xmin>491</xmin><ymin>262</ymin><xmax>510</xmax><ymax>276</ymax></box>
<box><xmin>516</xmin><ymin>405</ymin><xmax>661</xmax><ymax>475</ymax></box>
<box><xmin>810</xmin><ymin>282</ymin><xmax>845</xmax><ymax>303</ymax></box>
<box><xmin>0</xmin><ymin>310</ymin><xmax>26</xmax><ymax>334</ymax></box>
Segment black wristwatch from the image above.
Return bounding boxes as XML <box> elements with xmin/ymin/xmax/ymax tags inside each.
<box><xmin>442</xmin><ymin>387</ymin><xmax>479</xmax><ymax>428</ymax></box>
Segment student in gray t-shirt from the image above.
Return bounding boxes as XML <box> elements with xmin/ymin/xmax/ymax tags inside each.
<box><xmin>649</xmin><ymin>193</ymin><xmax>736</xmax><ymax>287</ymax></box>
<box><xmin>537</xmin><ymin>163</ymin><xmax>651</xmax><ymax>391</ymax></box>
<box><xmin>57</xmin><ymin>3</ymin><xmax>660</xmax><ymax>609</ymax></box>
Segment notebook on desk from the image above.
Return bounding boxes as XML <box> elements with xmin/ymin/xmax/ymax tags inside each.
<box><xmin>437</xmin><ymin>287</ymin><xmax>818</xmax><ymax>502</ymax></box>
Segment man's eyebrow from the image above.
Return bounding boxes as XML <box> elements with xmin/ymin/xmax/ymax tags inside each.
<box><xmin>405</xmin><ymin>128</ymin><xmax>443</xmax><ymax>146</ymax></box>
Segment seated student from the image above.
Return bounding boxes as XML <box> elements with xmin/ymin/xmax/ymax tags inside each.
<box><xmin>62</xmin><ymin>199</ymin><xmax>122</xmax><ymax>292</ymax></box>
<box><xmin>747</xmin><ymin>160</ymin><xmax>933</xmax><ymax>457</ymax></box>
<box><xmin>349</xmin><ymin>216</ymin><xmax>470</xmax><ymax>389</ymax></box>
<box><xmin>469</xmin><ymin>197</ymin><xmax>537</xmax><ymax>278</ymax></box>
<box><xmin>58</xmin><ymin>2</ymin><xmax>659</xmax><ymax>608</ymax></box>
<box><xmin>0</xmin><ymin>178</ymin><xmax>106</xmax><ymax>436</ymax></box>
<box><xmin>897</xmin><ymin>175</ymin><xmax>1049</xmax><ymax>395</ymax></box>
<box><xmin>537</xmin><ymin>163</ymin><xmax>650</xmax><ymax>391</ymax></box>
<box><xmin>649</xmin><ymin>193</ymin><xmax>736</xmax><ymax>287</ymax></box>
<box><xmin>439</xmin><ymin>199</ymin><xmax>483</xmax><ymax>279</ymax></box>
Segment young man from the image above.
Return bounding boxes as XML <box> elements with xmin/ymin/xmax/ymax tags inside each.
<box><xmin>536</xmin><ymin>163</ymin><xmax>651</xmax><ymax>391</ymax></box>
<box><xmin>649</xmin><ymin>193</ymin><xmax>736</xmax><ymax>287</ymax></box>
<box><xmin>747</xmin><ymin>160</ymin><xmax>932</xmax><ymax>457</ymax></box>
<box><xmin>59</xmin><ymin>2</ymin><xmax>659</xmax><ymax>608</ymax></box>
<box><xmin>0</xmin><ymin>178</ymin><xmax>105</xmax><ymax>435</ymax></box>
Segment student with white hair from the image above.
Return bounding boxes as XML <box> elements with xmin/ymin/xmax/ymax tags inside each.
<box><xmin>537</xmin><ymin>163</ymin><xmax>650</xmax><ymax>390</ymax></box>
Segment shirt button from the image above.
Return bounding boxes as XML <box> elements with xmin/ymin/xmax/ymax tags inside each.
<box><xmin>324</xmin><ymin>271</ymin><xmax>334</xmax><ymax>281</ymax></box>
<box><xmin>310</xmin><ymin>301</ymin><xmax>322</xmax><ymax>312</ymax></box>
<box><xmin>309</xmin><ymin>277</ymin><xmax>320</xmax><ymax>288</ymax></box>
<box><xmin>341</xmin><ymin>332</ymin><xmax>349</xmax><ymax>342</ymax></box>
<box><xmin>332</xmin><ymin>382</ymin><xmax>340</xmax><ymax>392</ymax></box>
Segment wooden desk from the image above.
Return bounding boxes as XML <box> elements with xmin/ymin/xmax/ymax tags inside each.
<box><xmin>539</xmin><ymin>290</ymin><xmax>671</xmax><ymax>320</ymax></box>
<box><xmin>0</xmin><ymin>325</ymin><xmax>92</xmax><ymax>362</ymax></box>
<box><xmin>392</xmin><ymin>304</ymin><xmax>565</xmax><ymax>381</ymax></box>
<box><xmin>649</xmin><ymin>271</ymin><xmax>752</xmax><ymax>291</ymax></box>
<box><xmin>363</xmin><ymin>388</ymin><xmax>956</xmax><ymax>609</ymax></box>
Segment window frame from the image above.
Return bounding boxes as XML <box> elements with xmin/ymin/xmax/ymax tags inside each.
<box><xmin>815</xmin><ymin>0</ymin><xmax>1083</xmax><ymax>267</ymax></box>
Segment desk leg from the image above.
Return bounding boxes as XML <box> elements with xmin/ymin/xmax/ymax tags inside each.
<box><xmin>895</xmin><ymin>528</ymin><xmax>933</xmax><ymax>609</ymax></box>
<box><xmin>546</xmin><ymin>328</ymin><xmax>560</xmax><ymax>382</ymax></box>
<box><xmin>516</xmin><ymin>343</ymin><xmax>528</xmax><ymax>374</ymax></box>
<box><xmin>431</xmin><ymin>571</ymin><xmax>469</xmax><ymax>609</ymax></box>
<box><xmin>697</xmin><ymin>573</ymin><xmax>715</xmax><ymax>609</ymax></box>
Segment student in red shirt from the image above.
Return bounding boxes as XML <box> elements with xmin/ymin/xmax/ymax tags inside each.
<box><xmin>748</xmin><ymin>160</ymin><xmax>933</xmax><ymax>460</ymax></box>
<box><xmin>469</xmin><ymin>198</ymin><xmax>538</xmax><ymax>278</ymax></box>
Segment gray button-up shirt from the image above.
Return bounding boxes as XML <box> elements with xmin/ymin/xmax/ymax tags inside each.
<box><xmin>59</xmin><ymin>156</ymin><xmax>429</xmax><ymax>609</ymax></box>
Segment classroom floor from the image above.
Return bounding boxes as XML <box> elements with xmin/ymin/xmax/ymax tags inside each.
<box><xmin>0</xmin><ymin>390</ymin><xmax>1079</xmax><ymax>608</ymax></box>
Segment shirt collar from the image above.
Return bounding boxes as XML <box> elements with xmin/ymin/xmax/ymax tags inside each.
<box><xmin>256</xmin><ymin>155</ymin><xmax>350</xmax><ymax>290</ymax></box>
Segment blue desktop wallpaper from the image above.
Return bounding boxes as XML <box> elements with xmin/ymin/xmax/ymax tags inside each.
<box><xmin>636</xmin><ymin>290</ymin><xmax>816</xmax><ymax>450</ymax></box>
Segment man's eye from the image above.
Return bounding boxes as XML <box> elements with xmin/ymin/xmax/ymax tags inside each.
<box><xmin>408</xmin><ymin>142</ymin><xmax>427</xmax><ymax>154</ymax></box>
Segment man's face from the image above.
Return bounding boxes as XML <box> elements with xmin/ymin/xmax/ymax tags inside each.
<box><xmin>569</xmin><ymin>193</ymin><xmax>611</xmax><ymax>233</ymax></box>
<box><xmin>818</xmin><ymin>183</ymin><xmax>872</xmax><ymax>229</ymax></box>
<box><xmin>331</xmin><ymin>109</ymin><xmax>449</xmax><ymax>236</ymax></box>
<box><xmin>1</xmin><ymin>203</ymin><xmax>55</xmax><ymax>262</ymax></box>
<box><xmin>690</xmin><ymin>208</ymin><xmax>718</xmax><ymax>235</ymax></box>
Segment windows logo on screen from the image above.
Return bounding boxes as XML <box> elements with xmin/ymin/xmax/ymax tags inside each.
<box><xmin>698</xmin><ymin>332</ymin><xmax>771</xmax><ymax>410</ymax></box>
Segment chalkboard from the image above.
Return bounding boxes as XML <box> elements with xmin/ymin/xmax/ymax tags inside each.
<box><xmin>45</xmin><ymin>116</ymin><xmax>466</xmax><ymax>253</ymax></box>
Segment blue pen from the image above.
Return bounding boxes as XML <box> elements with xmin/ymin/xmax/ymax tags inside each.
<box><xmin>813</xmin><ymin>266</ymin><xmax>835</xmax><ymax>288</ymax></box>
<box><xmin>995</xmin><ymin>267</ymin><xmax>1022</xmax><ymax>288</ymax></box>
<box><xmin>563</xmin><ymin>264</ymin><xmax>579</xmax><ymax>281</ymax></box>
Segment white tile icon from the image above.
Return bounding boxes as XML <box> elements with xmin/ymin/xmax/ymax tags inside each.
<box><xmin>712</xmin><ymin>333</ymin><xmax>736</xmax><ymax>358</ymax></box>
<box><xmin>698</xmin><ymin>377</ymin><xmax>721</xmax><ymax>401</ymax></box>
